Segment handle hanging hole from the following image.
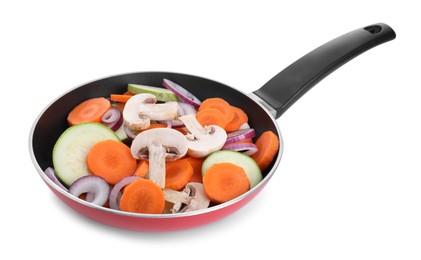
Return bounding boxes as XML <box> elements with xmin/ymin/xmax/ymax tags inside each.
<box><xmin>364</xmin><ymin>25</ymin><xmax>382</xmax><ymax>34</ymax></box>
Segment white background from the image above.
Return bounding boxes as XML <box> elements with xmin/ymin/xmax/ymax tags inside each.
<box><xmin>2</xmin><ymin>0</ymin><xmax>420</xmax><ymax>259</ymax></box>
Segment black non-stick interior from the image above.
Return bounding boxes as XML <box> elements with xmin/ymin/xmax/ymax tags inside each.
<box><xmin>32</xmin><ymin>72</ymin><xmax>280</xmax><ymax>180</ymax></box>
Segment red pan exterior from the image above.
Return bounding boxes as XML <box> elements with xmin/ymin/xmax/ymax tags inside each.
<box><xmin>45</xmin><ymin>178</ymin><xmax>269</xmax><ymax>232</ymax></box>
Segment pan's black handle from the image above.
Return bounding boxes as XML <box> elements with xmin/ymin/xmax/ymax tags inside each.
<box><xmin>253</xmin><ymin>23</ymin><xmax>396</xmax><ymax>119</ymax></box>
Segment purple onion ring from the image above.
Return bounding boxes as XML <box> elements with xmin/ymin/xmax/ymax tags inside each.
<box><xmin>69</xmin><ymin>176</ymin><xmax>110</xmax><ymax>206</ymax></box>
<box><xmin>222</xmin><ymin>142</ymin><xmax>258</xmax><ymax>156</ymax></box>
<box><xmin>124</xmin><ymin>125</ymin><xmax>137</xmax><ymax>140</ymax></box>
<box><xmin>102</xmin><ymin>107</ymin><xmax>123</xmax><ymax>131</ymax></box>
<box><xmin>225</xmin><ymin>128</ymin><xmax>256</xmax><ymax>144</ymax></box>
<box><xmin>162</xmin><ymin>79</ymin><xmax>202</xmax><ymax>107</ymax></box>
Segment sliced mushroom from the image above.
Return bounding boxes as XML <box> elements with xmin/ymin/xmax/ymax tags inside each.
<box><xmin>123</xmin><ymin>93</ymin><xmax>178</xmax><ymax>131</ymax></box>
<box><xmin>178</xmin><ymin>114</ymin><xmax>227</xmax><ymax>158</ymax></box>
<box><xmin>164</xmin><ymin>182</ymin><xmax>210</xmax><ymax>213</ymax></box>
<box><xmin>123</xmin><ymin>93</ymin><xmax>155</xmax><ymax>131</ymax></box>
<box><xmin>131</xmin><ymin>128</ymin><xmax>188</xmax><ymax>189</ymax></box>
<box><xmin>138</xmin><ymin>101</ymin><xmax>178</xmax><ymax>121</ymax></box>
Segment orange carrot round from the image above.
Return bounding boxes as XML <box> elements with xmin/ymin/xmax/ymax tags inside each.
<box><xmin>225</xmin><ymin>106</ymin><xmax>248</xmax><ymax>132</ymax></box>
<box><xmin>198</xmin><ymin>97</ymin><xmax>234</xmax><ymax>123</ymax></box>
<box><xmin>203</xmin><ymin>162</ymin><xmax>250</xmax><ymax>204</ymax></box>
<box><xmin>185</xmin><ymin>157</ymin><xmax>205</xmax><ymax>183</ymax></box>
<box><xmin>196</xmin><ymin>108</ymin><xmax>229</xmax><ymax>129</ymax></box>
<box><xmin>119</xmin><ymin>178</ymin><xmax>165</xmax><ymax>214</ymax></box>
<box><xmin>67</xmin><ymin>97</ymin><xmax>111</xmax><ymax>126</ymax></box>
<box><xmin>165</xmin><ymin>159</ymin><xmax>194</xmax><ymax>190</ymax></box>
<box><xmin>251</xmin><ymin>131</ymin><xmax>280</xmax><ymax>171</ymax></box>
<box><xmin>87</xmin><ymin>140</ymin><xmax>137</xmax><ymax>185</ymax></box>
<box><xmin>133</xmin><ymin>160</ymin><xmax>149</xmax><ymax>178</ymax></box>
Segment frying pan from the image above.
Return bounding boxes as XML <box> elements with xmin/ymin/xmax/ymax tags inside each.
<box><xmin>29</xmin><ymin>23</ymin><xmax>396</xmax><ymax>232</ymax></box>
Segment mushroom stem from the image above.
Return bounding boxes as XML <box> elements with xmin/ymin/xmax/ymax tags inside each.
<box><xmin>163</xmin><ymin>182</ymin><xmax>210</xmax><ymax>213</ymax></box>
<box><xmin>148</xmin><ymin>144</ymin><xmax>167</xmax><ymax>189</ymax></box>
<box><xmin>178</xmin><ymin>114</ymin><xmax>209</xmax><ymax>140</ymax></box>
<box><xmin>138</xmin><ymin>102</ymin><xmax>178</xmax><ymax>121</ymax></box>
<box><xmin>163</xmin><ymin>189</ymin><xmax>191</xmax><ymax>204</ymax></box>
<box><xmin>123</xmin><ymin>93</ymin><xmax>155</xmax><ymax>131</ymax></box>
<box><xmin>131</xmin><ymin>128</ymin><xmax>189</xmax><ymax>189</ymax></box>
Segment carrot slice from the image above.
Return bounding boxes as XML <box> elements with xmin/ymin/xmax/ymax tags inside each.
<box><xmin>146</xmin><ymin>123</ymin><xmax>167</xmax><ymax>129</ymax></box>
<box><xmin>119</xmin><ymin>178</ymin><xmax>165</xmax><ymax>214</ymax></box>
<box><xmin>174</xmin><ymin>127</ymin><xmax>188</xmax><ymax>135</ymax></box>
<box><xmin>196</xmin><ymin>108</ymin><xmax>229</xmax><ymax>129</ymax></box>
<box><xmin>203</xmin><ymin>162</ymin><xmax>250</xmax><ymax>204</ymax></box>
<box><xmin>225</xmin><ymin>106</ymin><xmax>248</xmax><ymax>132</ymax></box>
<box><xmin>251</xmin><ymin>131</ymin><xmax>280</xmax><ymax>171</ymax></box>
<box><xmin>134</xmin><ymin>160</ymin><xmax>149</xmax><ymax>178</ymax></box>
<box><xmin>165</xmin><ymin>159</ymin><xmax>194</xmax><ymax>190</ymax></box>
<box><xmin>87</xmin><ymin>140</ymin><xmax>137</xmax><ymax>185</ymax></box>
<box><xmin>198</xmin><ymin>97</ymin><xmax>235</xmax><ymax>123</ymax></box>
<box><xmin>110</xmin><ymin>94</ymin><xmax>133</xmax><ymax>103</ymax></box>
<box><xmin>185</xmin><ymin>157</ymin><xmax>205</xmax><ymax>183</ymax></box>
<box><xmin>67</xmin><ymin>97</ymin><xmax>111</xmax><ymax>126</ymax></box>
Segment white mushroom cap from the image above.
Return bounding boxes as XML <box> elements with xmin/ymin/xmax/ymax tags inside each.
<box><xmin>138</xmin><ymin>101</ymin><xmax>178</xmax><ymax>121</ymax></box>
<box><xmin>123</xmin><ymin>94</ymin><xmax>178</xmax><ymax>131</ymax></box>
<box><xmin>123</xmin><ymin>93</ymin><xmax>155</xmax><ymax>131</ymax></box>
<box><xmin>131</xmin><ymin>128</ymin><xmax>188</xmax><ymax>188</ymax></box>
<box><xmin>185</xmin><ymin>126</ymin><xmax>226</xmax><ymax>158</ymax></box>
<box><xmin>131</xmin><ymin>128</ymin><xmax>188</xmax><ymax>160</ymax></box>
<box><xmin>178</xmin><ymin>114</ymin><xmax>227</xmax><ymax>158</ymax></box>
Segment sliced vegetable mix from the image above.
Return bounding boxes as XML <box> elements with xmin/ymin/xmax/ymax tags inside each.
<box><xmin>46</xmin><ymin>78</ymin><xmax>280</xmax><ymax>214</ymax></box>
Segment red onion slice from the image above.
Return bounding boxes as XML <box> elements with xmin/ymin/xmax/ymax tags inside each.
<box><xmin>225</xmin><ymin>128</ymin><xmax>256</xmax><ymax>144</ymax></box>
<box><xmin>44</xmin><ymin>167</ymin><xmax>68</xmax><ymax>192</ymax></box>
<box><xmin>222</xmin><ymin>143</ymin><xmax>258</xmax><ymax>156</ymax></box>
<box><xmin>69</xmin><ymin>176</ymin><xmax>110</xmax><ymax>206</ymax></box>
<box><xmin>124</xmin><ymin>125</ymin><xmax>137</xmax><ymax>140</ymax></box>
<box><xmin>102</xmin><ymin>107</ymin><xmax>120</xmax><ymax>124</ymax></box>
<box><xmin>178</xmin><ymin>102</ymin><xmax>197</xmax><ymax>115</ymax></box>
<box><xmin>108</xmin><ymin>116</ymin><xmax>123</xmax><ymax>131</ymax></box>
<box><xmin>102</xmin><ymin>107</ymin><xmax>123</xmax><ymax>131</ymax></box>
<box><xmin>177</xmin><ymin>102</ymin><xmax>186</xmax><ymax>116</ymax></box>
<box><xmin>109</xmin><ymin>176</ymin><xmax>142</xmax><ymax>210</ymax></box>
<box><xmin>162</xmin><ymin>79</ymin><xmax>201</xmax><ymax>107</ymax></box>
<box><xmin>86</xmin><ymin>192</ymin><xmax>96</xmax><ymax>203</ymax></box>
